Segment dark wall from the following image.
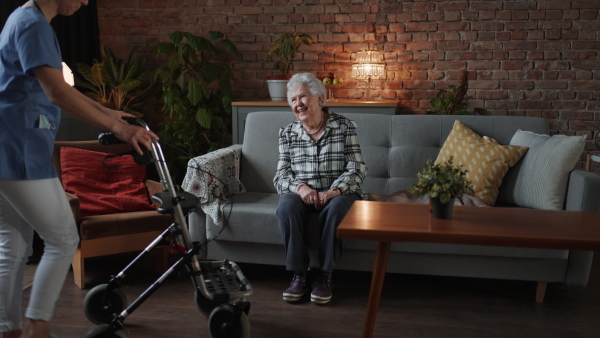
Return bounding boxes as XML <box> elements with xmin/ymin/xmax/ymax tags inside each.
<box><xmin>1</xmin><ymin>0</ymin><xmax>100</xmax><ymax>68</ymax></box>
<box><xmin>0</xmin><ymin>0</ymin><xmax>20</xmax><ymax>29</ymax></box>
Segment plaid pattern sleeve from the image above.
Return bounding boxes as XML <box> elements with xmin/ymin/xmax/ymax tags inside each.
<box><xmin>273</xmin><ymin>112</ymin><xmax>368</xmax><ymax>200</ymax></box>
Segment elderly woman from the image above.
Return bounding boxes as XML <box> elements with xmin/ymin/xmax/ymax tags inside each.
<box><xmin>273</xmin><ymin>73</ymin><xmax>368</xmax><ymax>305</ymax></box>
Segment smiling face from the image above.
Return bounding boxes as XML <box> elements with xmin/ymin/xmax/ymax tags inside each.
<box><xmin>288</xmin><ymin>84</ymin><xmax>323</xmax><ymax>125</ymax></box>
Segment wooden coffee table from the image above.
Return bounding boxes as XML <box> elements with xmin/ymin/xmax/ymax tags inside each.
<box><xmin>337</xmin><ymin>201</ymin><xmax>600</xmax><ymax>338</ymax></box>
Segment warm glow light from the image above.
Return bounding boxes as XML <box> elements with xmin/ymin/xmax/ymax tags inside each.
<box><xmin>352</xmin><ymin>50</ymin><xmax>385</xmax><ymax>81</ymax></box>
<box><xmin>352</xmin><ymin>63</ymin><xmax>386</xmax><ymax>80</ymax></box>
<box><xmin>62</xmin><ymin>62</ymin><xmax>75</xmax><ymax>86</ymax></box>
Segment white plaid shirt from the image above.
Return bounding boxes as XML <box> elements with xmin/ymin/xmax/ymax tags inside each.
<box><xmin>274</xmin><ymin>111</ymin><xmax>368</xmax><ymax>200</ymax></box>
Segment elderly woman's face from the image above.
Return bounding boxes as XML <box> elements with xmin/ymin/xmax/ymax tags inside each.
<box><xmin>288</xmin><ymin>84</ymin><xmax>322</xmax><ymax>123</ymax></box>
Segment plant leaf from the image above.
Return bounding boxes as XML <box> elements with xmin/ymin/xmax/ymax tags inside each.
<box><xmin>154</xmin><ymin>42</ymin><xmax>175</xmax><ymax>55</ymax></box>
<box><xmin>196</xmin><ymin>108</ymin><xmax>211</xmax><ymax>129</ymax></box>
<box><xmin>208</xmin><ymin>31</ymin><xmax>224</xmax><ymax>40</ymax></box>
<box><xmin>169</xmin><ymin>31</ymin><xmax>184</xmax><ymax>45</ymax></box>
<box><xmin>221</xmin><ymin>39</ymin><xmax>240</xmax><ymax>57</ymax></box>
<box><xmin>187</xmin><ymin>77</ymin><xmax>202</xmax><ymax>106</ymax></box>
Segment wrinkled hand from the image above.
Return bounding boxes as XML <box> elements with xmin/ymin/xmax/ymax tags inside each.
<box><xmin>317</xmin><ymin>189</ymin><xmax>341</xmax><ymax>209</ymax></box>
<box><xmin>298</xmin><ymin>184</ymin><xmax>321</xmax><ymax>208</ymax></box>
<box><xmin>298</xmin><ymin>185</ymin><xmax>341</xmax><ymax>210</ymax></box>
<box><xmin>113</xmin><ymin>123</ymin><xmax>159</xmax><ymax>156</ymax></box>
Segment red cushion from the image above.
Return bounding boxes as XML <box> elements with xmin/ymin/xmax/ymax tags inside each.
<box><xmin>60</xmin><ymin>147</ymin><xmax>155</xmax><ymax>217</ymax></box>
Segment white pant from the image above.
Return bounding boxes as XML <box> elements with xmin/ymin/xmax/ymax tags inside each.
<box><xmin>0</xmin><ymin>178</ymin><xmax>78</xmax><ymax>331</ymax></box>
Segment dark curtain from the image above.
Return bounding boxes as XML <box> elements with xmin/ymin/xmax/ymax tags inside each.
<box><xmin>0</xmin><ymin>0</ymin><xmax>21</xmax><ymax>29</ymax></box>
<box><xmin>1</xmin><ymin>0</ymin><xmax>100</xmax><ymax>69</ymax></box>
<box><xmin>51</xmin><ymin>0</ymin><xmax>101</xmax><ymax>69</ymax></box>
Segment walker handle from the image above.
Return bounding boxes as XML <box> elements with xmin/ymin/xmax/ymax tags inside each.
<box><xmin>98</xmin><ymin>117</ymin><xmax>140</xmax><ymax>145</ymax></box>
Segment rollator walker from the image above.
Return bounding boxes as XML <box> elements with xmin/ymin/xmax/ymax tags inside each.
<box><xmin>82</xmin><ymin>118</ymin><xmax>252</xmax><ymax>338</ymax></box>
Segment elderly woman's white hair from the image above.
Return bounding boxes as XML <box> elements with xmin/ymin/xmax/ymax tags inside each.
<box><xmin>287</xmin><ymin>73</ymin><xmax>327</xmax><ymax>107</ymax></box>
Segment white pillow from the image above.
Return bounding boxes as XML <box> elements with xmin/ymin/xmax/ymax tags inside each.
<box><xmin>497</xmin><ymin>130</ymin><xmax>586</xmax><ymax>210</ymax></box>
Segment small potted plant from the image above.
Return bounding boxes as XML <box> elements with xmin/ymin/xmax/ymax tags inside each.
<box><xmin>409</xmin><ymin>157</ymin><xmax>473</xmax><ymax>219</ymax></box>
<box><xmin>262</xmin><ymin>33</ymin><xmax>313</xmax><ymax>101</ymax></box>
<box><xmin>76</xmin><ymin>45</ymin><xmax>155</xmax><ymax>117</ymax></box>
<box><xmin>427</xmin><ymin>70</ymin><xmax>490</xmax><ymax>115</ymax></box>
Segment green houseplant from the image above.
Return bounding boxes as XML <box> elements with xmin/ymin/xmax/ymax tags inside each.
<box><xmin>264</xmin><ymin>33</ymin><xmax>313</xmax><ymax>76</ymax></box>
<box><xmin>151</xmin><ymin>31</ymin><xmax>239</xmax><ymax>181</ymax></box>
<box><xmin>262</xmin><ymin>33</ymin><xmax>313</xmax><ymax>101</ymax></box>
<box><xmin>409</xmin><ymin>157</ymin><xmax>473</xmax><ymax>219</ymax></box>
<box><xmin>427</xmin><ymin>70</ymin><xmax>490</xmax><ymax>115</ymax></box>
<box><xmin>75</xmin><ymin>45</ymin><xmax>155</xmax><ymax>116</ymax></box>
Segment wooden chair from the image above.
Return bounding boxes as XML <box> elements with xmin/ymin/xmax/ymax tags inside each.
<box><xmin>53</xmin><ymin>140</ymin><xmax>172</xmax><ymax>289</ymax></box>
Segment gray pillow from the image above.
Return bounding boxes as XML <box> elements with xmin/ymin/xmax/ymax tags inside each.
<box><xmin>497</xmin><ymin>130</ymin><xmax>586</xmax><ymax>210</ymax></box>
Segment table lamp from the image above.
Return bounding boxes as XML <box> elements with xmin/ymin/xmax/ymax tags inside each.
<box><xmin>351</xmin><ymin>49</ymin><xmax>385</xmax><ymax>99</ymax></box>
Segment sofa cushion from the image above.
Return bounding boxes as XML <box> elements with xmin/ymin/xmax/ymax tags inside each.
<box><xmin>60</xmin><ymin>147</ymin><xmax>155</xmax><ymax>217</ymax></box>
<box><xmin>206</xmin><ymin>192</ymin><xmax>284</xmax><ymax>244</ymax></box>
<box><xmin>435</xmin><ymin>120</ymin><xmax>528</xmax><ymax>206</ymax></box>
<box><xmin>497</xmin><ymin>130</ymin><xmax>586</xmax><ymax>210</ymax></box>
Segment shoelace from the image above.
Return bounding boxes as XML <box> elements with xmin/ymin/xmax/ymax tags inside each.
<box><xmin>314</xmin><ymin>272</ymin><xmax>331</xmax><ymax>287</ymax></box>
<box><xmin>293</xmin><ymin>273</ymin><xmax>306</xmax><ymax>282</ymax></box>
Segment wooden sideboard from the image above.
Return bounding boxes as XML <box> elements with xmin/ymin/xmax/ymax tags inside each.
<box><xmin>231</xmin><ymin>100</ymin><xmax>400</xmax><ymax>144</ymax></box>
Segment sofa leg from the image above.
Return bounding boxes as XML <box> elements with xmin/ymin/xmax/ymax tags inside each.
<box><xmin>72</xmin><ymin>248</ymin><xmax>84</xmax><ymax>289</ymax></box>
<box><xmin>536</xmin><ymin>281</ymin><xmax>547</xmax><ymax>303</ymax></box>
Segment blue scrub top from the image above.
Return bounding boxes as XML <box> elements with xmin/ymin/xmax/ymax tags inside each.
<box><xmin>0</xmin><ymin>7</ymin><xmax>63</xmax><ymax>180</ymax></box>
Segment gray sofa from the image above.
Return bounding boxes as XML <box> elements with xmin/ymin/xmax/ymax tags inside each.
<box><xmin>187</xmin><ymin>111</ymin><xmax>600</xmax><ymax>301</ymax></box>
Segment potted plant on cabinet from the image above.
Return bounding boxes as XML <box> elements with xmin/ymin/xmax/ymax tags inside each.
<box><xmin>409</xmin><ymin>157</ymin><xmax>473</xmax><ymax>219</ymax></box>
<box><xmin>427</xmin><ymin>70</ymin><xmax>490</xmax><ymax>115</ymax></box>
<box><xmin>151</xmin><ymin>30</ymin><xmax>239</xmax><ymax>182</ymax></box>
<box><xmin>262</xmin><ymin>33</ymin><xmax>313</xmax><ymax>101</ymax></box>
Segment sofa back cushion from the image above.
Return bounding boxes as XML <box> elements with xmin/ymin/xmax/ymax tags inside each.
<box><xmin>241</xmin><ymin>112</ymin><xmax>296</xmax><ymax>193</ymax></box>
<box><xmin>241</xmin><ymin>111</ymin><xmax>548</xmax><ymax>196</ymax></box>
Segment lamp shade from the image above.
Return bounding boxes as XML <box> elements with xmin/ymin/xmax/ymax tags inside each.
<box><xmin>351</xmin><ymin>50</ymin><xmax>385</xmax><ymax>80</ymax></box>
<box><xmin>352</xmin><ymin>63</ymin><xmax>385</xmax><ymax>80</ymax></box>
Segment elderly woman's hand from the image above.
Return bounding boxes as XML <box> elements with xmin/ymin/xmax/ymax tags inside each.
<box><xmin>317</xmin><ymin>189</ymin><xmax>341</xmax><ymax>209</ymax></box>
<box><xmin>298</xmin><ymin>184</ymin><xmax>320</xmax><ymax>207</ymax></box>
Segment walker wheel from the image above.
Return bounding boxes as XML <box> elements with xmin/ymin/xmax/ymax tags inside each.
<box><xmin>208</xmin><ymin>304</ymin><xmax>250</xmax><ymax>338</ymax></box>
<box><xmin>83</xmin><ymin>284</ymin><xmax>128</xmax><ymax>325</ymax></box>
<box><xmin>84</xmin><ymin>324</ymin><xmax>128</xmax><ymax>338</ymax></box>
<box><xmin>195</xmin><ymin>289</ymin><xmax>222</xmax><ymax>317</ymax></box>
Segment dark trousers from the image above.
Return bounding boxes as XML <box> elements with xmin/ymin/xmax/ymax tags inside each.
<box><xmin>276</xmin><ymin>193</ymin><xmax>360</xmax><ymax>272</ymax></box>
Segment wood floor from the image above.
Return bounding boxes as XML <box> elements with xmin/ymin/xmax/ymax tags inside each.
<box><xmin>23</xmin><ymin>252</ymin><xmax>600</xmax><ymax>338</ymax></box>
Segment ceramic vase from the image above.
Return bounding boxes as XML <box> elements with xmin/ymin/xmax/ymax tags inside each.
<box><xmin>430</xmin><ymin>197</ymin><xmax>455</xmax><ymax>220</ymax></box>
<box><xmin>266</xmin><ymin>79</ymin><xmax>288</xmax><ymax>101</ymax></box>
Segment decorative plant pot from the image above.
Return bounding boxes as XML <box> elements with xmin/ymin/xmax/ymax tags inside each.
<box><xmin>266</xmin><ymin>80</ymin><xmax>288</xmax><ymax>101</ymax></box>
<box><xmin>267</xmin><ymin>74</ymin><xmax>292</xmax><ymax>101</ymax></box>
<box><xmin>430</xmin><ymin>197</ymin><xmax>455</xmax><ymax>220</ymax></box>
<box><xmin>266</xmin><ymin>74</ymin><xmax>292</xmax><ymax>101</ymax></box>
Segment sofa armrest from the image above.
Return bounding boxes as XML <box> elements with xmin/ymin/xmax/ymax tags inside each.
<box><xmin>182</xmin><ymin>145</ymin><xmax>245</xmax><ymax>226</ymax></box>
<box><xmin>564</xmin><ymin>170</ymin><xmax>600</xmax><ymax>212</ymax></box>
<box><xmin>66</xmin><ymin>192</ymin><xmax>81</xmax><ymax>223</ymax></box>
<box><xmin>145</xmin><ymin>179</ymin><xmax>164</xmax><ymax>207</ymax></box>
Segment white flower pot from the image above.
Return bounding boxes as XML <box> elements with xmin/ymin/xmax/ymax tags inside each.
<box><xmin>266</xmin><ymin>79</ymin><xmax>288</xmax><ymax>101</ymax></box>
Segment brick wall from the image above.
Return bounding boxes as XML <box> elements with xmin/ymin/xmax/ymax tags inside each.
<box><xmin>96</xmin><ymin>0</ymin><xmax>600</xmax><ymax>172</ymax></box>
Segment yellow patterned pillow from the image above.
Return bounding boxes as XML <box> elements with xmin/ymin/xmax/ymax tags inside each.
<box><xmin>435</xmin><ymin>120</ymin><xmax>528</xmax><ymax>206</ymax></box>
